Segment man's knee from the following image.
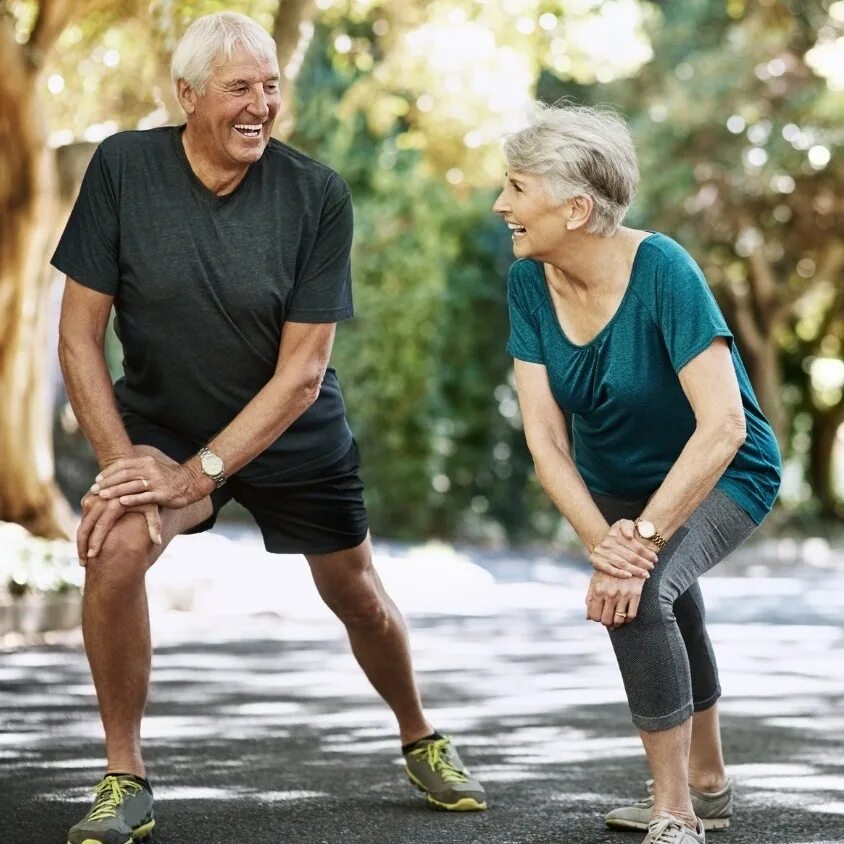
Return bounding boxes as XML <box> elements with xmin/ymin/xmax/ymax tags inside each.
<box><xmin>331</xmin><ymin>591</ymin><xmax>389</xmax><ymax>630</ymax></box>
<box><xmin>86</xmin><ymin>514</ymin><xmax>152</xmax><ymax>584</ymax></box>
<box><xmin>320</xmin><ymin>570</ymin><xmax>389</xmax><ymax>630</ymax></box>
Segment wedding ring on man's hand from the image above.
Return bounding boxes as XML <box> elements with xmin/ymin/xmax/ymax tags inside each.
<box><xmin>140</xmin><ymin>478</ymin><xmax>149</xmax><ymax>490</ymax></box>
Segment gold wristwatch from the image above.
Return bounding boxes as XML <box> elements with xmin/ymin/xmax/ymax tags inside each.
<box><xmin>197</xmin><ymin>446</ymin><xmax>226</xmax><ymax>489</ymax></box>
<box><xmin>634</xmin><ymin>518</ymin><xmax>666</xmax><ymax>550</ymax></box>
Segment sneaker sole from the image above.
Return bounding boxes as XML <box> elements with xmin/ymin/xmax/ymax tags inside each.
<box><xmin>606</xmin><ymin>817</ymin><xmax>730</xmax><ymax>832</ymax></box>
<box><xmin>72</xmin><ymin>818</ymin><xmax>156</xmax><ymax>844</ymax></box>
<box><xmin>406</xmin><ymin>770</ymin><xmax>487</xmax><ymax>812</ymax></box>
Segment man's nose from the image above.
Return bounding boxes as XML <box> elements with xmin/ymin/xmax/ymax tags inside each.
<box><xmin>248</xmin><ymin>86</ymin><xmax>269</xmax><ymax>118</ymax></box>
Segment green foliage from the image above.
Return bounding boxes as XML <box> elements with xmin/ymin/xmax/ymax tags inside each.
<box><xmin>289</xmin><ymin>24</ymin><xmax>540</xmax><ymax>540</ymax></box>
<box><xmin>37</xmin><ymin>0</ymin><xmax>843</xmax><ymax>538</ymax></box>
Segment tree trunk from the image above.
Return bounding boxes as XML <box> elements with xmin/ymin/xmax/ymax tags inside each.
<box><xmin>808</xmin><ymin>402</ymin><xmax>844</xmax><ymax>517</ymax></box>
<box><xmin>273</xmin><ymin>0</ymin><xmax>318</xmax><ymax>139</ymax></box>
<box><xmin>746</xmin><ymin>338</ymin><xmax>788</xmax><ymax>453</ymax></box>
<box><xmin>0</xmin><ymin>3</ymin><xmax>90</xmax><ymax>538</ymax></box>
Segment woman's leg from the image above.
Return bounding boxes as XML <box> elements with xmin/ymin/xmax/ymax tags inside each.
<box><xmin>605</xmin><ymin>490</ymin><xmax>756</xmax><ymax>825</ymax></box>
<box><xmin>674</xmin><ymin>585</ymin><xmax>728</xmax><ymax>790</ymax></box>
<box><xmin>639</xmin><ymin>720</ymin><xmax>696</xmax><ymax>826</ymax></box>
<box><xmin>689</xmin><ymin>703</ymin><xmax>729</xmax><ymax>791</ymax></box>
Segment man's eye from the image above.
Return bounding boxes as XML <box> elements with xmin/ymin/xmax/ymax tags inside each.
<box><xmin>265</xmin><ymin>84</ymin><xmax>279</xmax><ymax>93</ymax></box>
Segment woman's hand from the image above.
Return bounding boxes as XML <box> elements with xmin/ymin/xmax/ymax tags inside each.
<box><xmin>90</xmin><ymin>455</ymin><xmax>207</xmax><ymax>510</ymax></box>
<box><xmin>585</xmin><ymin>570</ymin><xmax>645</xmax><ymax>629</ymax></box>
<box><xmin>589</xmin><ymin>519</ymin><xmax>658</xmax><ymax>579</ymax></box>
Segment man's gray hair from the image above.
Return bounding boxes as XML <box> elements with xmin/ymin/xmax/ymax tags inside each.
<box><xmin>503</xmin><ymin>101</ymin><xmax>639</xmax><ymax>236</ymax></box>
<box><xmin>171</xmin><ymin>12</ymin><xmax>278</xmax><ymax>96</ymax></box>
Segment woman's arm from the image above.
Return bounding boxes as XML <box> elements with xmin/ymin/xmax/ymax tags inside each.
<box><xmin>637</xmin><ymin>337</ymin><xmax>746</xmax><ymax>541</ymax></box>
<box><xmin>514</xmin><ymin>360</ymin><xmax>657</xmax><ymax>577</ymax></box>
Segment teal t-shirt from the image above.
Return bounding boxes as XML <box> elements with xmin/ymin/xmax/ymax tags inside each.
<box><xmin>506</xmin><ymin>232</ymin><xmax>781</xmax><ymax>524</ymax></box>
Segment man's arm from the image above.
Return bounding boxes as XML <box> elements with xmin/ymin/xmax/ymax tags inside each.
<box><xmin>93</xmin><ymin>320</ymin><xmax>337</xmax><ymax>507</ymax></box>
<box><xmin>58</xmin><ymin>278</ymin><xmax>163</xmax><ymax>557</ymax></box>
<box><xmin>58</xmin><ymin>278</ymin><xmax>134</xmax><ymax>467</ymax></box>
<box><xmin>200</xmin><ymin>320</ymin><xmax>336</xmax><ymax>477</ymax></box>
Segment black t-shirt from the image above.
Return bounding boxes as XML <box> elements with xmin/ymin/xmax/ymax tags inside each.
<box><xmin>52</xmin><ymin>126</ymin><xmax>354</xmax><ymax>482</ymax></box>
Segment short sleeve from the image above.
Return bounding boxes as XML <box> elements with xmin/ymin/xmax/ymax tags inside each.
<box><xmin>51</xmin><ymin>145</ymin><xmax>120</xmax><ymax>295</ymax></box>
<box><xmin>287</xmin><ymin>174</ymin><xmax>354</xmax><ymax>323</ymax></box>
<box><xmin>506</xmin><ymin>265</ymin><xmax>544</xmax><ymax>364</ymax></box>
<box><xmin>656</xmin><ymin>249</ymin><xmax>732</xmax><ymax>373</ymax></box>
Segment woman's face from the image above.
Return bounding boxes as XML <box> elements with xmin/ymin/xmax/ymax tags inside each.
<box><xmin>492</xmin><ymin>170</ymin><xmax>569</xmax><ymax>259</ymax></box>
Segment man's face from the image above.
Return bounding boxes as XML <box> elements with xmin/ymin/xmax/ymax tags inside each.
<box><xmin>184</xmin><ymin>44</ymin><xmax>281</xmax><ymax>168</ymax></box>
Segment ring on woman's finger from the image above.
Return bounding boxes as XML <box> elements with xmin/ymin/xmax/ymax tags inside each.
<box><xmin>614</xmin><ymin>611</ymin><xmax>627</xmax><ymax>618</ymax></box>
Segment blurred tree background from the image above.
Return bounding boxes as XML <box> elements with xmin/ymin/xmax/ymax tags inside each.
<box><xmin>1</xmin><ymin>0</ymin><xmax>842</xmax><ymax>546</ymax></box>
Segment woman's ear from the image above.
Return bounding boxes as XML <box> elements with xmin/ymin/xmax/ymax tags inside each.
<box><xmin>566</xmin><ymin>194</ymin><xmax>593</xmax><ymax>231</ymax></box>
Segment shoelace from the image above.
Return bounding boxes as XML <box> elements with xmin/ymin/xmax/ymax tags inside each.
<box><xmin>88</xmin><ymin>776</ymin><xmax>143</xmax><ymax>822</ymax></box>
<box><xmin>408</xmin><ymin>737</ymin><xmax>468</xmax><ymax>784</ymax></box>
<box><xmin>636</xmin><ymin>779</ymin><xmax>656</xmax><ymax>808</ymax></box>
<box><xmin>647</xmin><ymin>812</ymin><xmax>689</xmax><ymax>843</ymax></box>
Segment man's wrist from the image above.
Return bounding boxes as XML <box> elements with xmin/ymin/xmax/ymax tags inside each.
<box><xmin>98</xmin><ymin>450</ymin><xmax>135</xmax><ymax>470</ymax></box>
<box><xmin>183</xmin><ymin>458</ymin><xmax>216</xmax><ymax>500</ymax></box>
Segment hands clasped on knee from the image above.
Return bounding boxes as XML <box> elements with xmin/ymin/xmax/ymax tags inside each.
<box><xmin>586</xmin><ymin>519</ymin><xmax>658</xmax><ymax>630</ymax></box>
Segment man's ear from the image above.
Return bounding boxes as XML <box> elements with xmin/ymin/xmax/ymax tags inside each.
<box><xmin>176</xmin><ymin>79</ymin><xmax>197</xmax><ymax>115</ymax></box>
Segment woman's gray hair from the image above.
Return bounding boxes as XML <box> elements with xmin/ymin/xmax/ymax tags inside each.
<box><xmin>503</xmin><ymin>101</ymin><xmax>639</xmax><ymax>236</ymax></box>
<box><xmin>171</xmin><ymin>12</ymin><xmax>278</xmax><ymax>95</ymax></box>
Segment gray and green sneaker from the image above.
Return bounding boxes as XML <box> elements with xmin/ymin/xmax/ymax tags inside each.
<box><xmin>606</xmin><ymin>778</ymin><xmax>732</xmax><ymax>832</ymax></box>
<box><xmin>404</xmin><ymin>735</ymin><xmax>487</xmax><ymax>811</ymax></box>
<box><xmin>67</xmin><ymin>774</ymin><xmax>155</xmax><ymax>844</ymax></box>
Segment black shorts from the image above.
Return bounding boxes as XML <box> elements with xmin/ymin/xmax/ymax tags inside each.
<box><xmin>124</xmin><ymin>418</ymin><xmax>369</xmax><ymax>555</ymax></box>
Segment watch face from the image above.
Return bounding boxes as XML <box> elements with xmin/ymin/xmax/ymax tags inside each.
<box><xmin>202</xmin><ymin>453</ymin><xmax>224</xmax><ymax>476</ymax></box>
<box><xmin>637</xmin><ymin>520</ymin><xmax>656</xmax><ymax>539</ymax></box>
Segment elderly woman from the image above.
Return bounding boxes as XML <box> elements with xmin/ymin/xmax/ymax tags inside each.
<box><xmin>494</xmin><ymin>103</ymin><xmax>780</xmax><ymax>844</ymax></box>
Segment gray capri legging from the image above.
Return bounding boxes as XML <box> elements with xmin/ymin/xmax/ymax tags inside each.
<box><xmin>591</xmin><ymin>487</ymin><xmax>758</xmax><ymax>732</ymax></box>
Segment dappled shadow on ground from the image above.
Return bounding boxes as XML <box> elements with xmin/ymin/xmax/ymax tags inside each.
<box><xmin>2</xmin><ymin>590</ymin><xmax>843</xmax><ymax>844</ymax></box>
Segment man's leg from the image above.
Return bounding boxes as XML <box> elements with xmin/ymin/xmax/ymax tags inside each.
<box><xmin>82</xmin><ymin>445</ymin><xmax>213</xmax><ymax>776</ymax></box>
<box><xmin>306</xmin><ymin>534</ymin><xmax>431</xmax><ymax>744</ymax></box>
<box><xmin>306</xmin><ymin>534</ymin><xmax>487</xmax><ymax>811</ymax></box>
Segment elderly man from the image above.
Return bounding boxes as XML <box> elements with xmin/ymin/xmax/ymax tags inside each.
<box><xmin>54</xmin><ymin>12</ymin><xmax>485</xmax><ymax>844</ymax></box>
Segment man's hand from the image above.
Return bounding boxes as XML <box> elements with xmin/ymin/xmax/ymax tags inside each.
<box><xmin>77</xmin><ymin>491</ymin><xmax>162</xmax><ymax>565</ymax></box>
<box><xmin>585</xmin><ymin>570</ymin><xmax>645</xmax><ymax>630</ymax></box>
<box><xmin>90</xmin><ymin>455</ymin><xmax>208</xmax><ymax>509</ymax></box>
<box><xmin>588</xmin><ymin>519</ymin><xmax>658</xmax><ymax>579</ymax></box>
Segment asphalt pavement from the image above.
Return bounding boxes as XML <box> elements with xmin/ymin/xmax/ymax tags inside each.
<box><xmin>2</xmin><ymin>535</ymin><xmax>843</xmax><ymax>844</ymax></box>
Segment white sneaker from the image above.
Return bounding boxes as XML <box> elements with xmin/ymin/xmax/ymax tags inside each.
<box><xmin>642</xmin><ymin>811</ymin><xmax>706</xmax><ymax>844</ymax></box>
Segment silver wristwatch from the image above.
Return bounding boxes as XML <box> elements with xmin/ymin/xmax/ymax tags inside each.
<box><xmin>197</xmin><ymin>446</ymin><xmax>226</xmax><ymax>488</ymax></box>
